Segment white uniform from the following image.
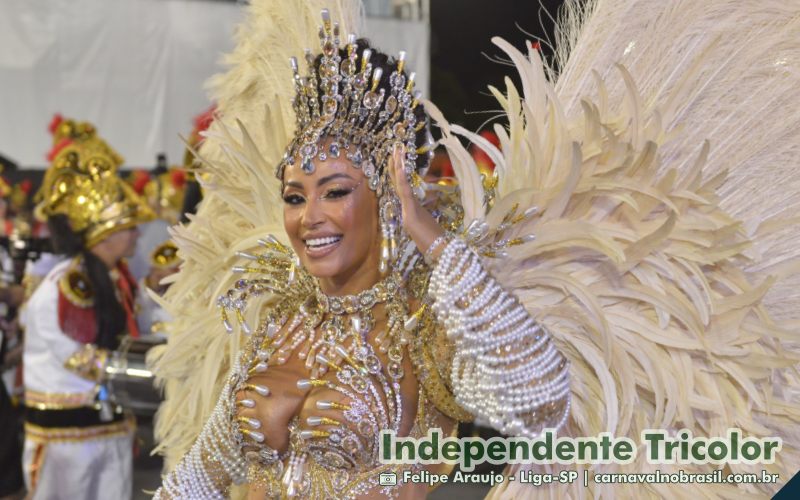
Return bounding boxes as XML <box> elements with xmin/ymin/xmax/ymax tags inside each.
<box><xmin>21</xmin><ymin>260</ymin><xmax>133</xmax><ymax>500</ymax></box>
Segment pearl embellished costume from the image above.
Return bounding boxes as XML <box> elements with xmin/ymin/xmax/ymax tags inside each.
<box><xmin>154</xmin><ymin>237</ymin><xmax>570</xmax><ymax>498</ymax></box>
<box><xmin>150</xmin><ymin>0</ymin><xmax>800</xmax><ymax>498</ymax></box>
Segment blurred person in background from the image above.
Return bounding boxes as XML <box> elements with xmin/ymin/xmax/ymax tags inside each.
<box><xmin>0</xmin><ymin>178</ymin><xmax>25</xmax><ymax>498</ymax></box>
<box><xmin>126</xmin><ymin>153</ymin><xmax>185</xmax><ymax>282</ymax></box>
<box><xmin>1</xmin><ymin>151</ymin><xmax>54</xmax><ymax>500</ymax></box>
<box><xmin>136</xmin><ymin>240</ymin><xmax>180</xmax><ymax>337</ymax></box>
<box><xmin>0</xmin><ymin>311</ymin><xmax>24</xmax><ymax>500</ymax></box>
<box><xmin>20</xmin><ymin>121</ymin><xmax>153</xmax><ymax>500</ymax></box>
<box><xmin>127</xmin><ymin>106</ymin><xmax>214</xmax><ymax>282</ymax></box>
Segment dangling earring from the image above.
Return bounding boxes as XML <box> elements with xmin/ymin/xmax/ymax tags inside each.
<box><xmin>379</xmin><ymin>200</ymin><xmax>391</xmax><ymax>276</ymax></box>
<box><xmin>379</xmin><ymin>234</ymin><xmax>390</xmax><ymax>276</ymax></box>
<box><xmin>378</xmin><ymin>192</ymin><xmax>401</xmax><ymax>276</ymax></box>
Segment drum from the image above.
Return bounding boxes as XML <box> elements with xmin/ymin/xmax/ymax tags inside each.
<box><xmin>106</xmin><ymin>335</ymin><xmax>165</xmax><ymax>417</ymax></box>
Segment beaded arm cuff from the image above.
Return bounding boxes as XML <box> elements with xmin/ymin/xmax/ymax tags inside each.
<box><xmin>154</xmin><ymin>378</ymin><xmax>247</xmax><ymax>499</ymax></box>
<box><xmin>429</xmin><ymin>238</ymin><xmax>571</xmax><ymax>438</ymax></box>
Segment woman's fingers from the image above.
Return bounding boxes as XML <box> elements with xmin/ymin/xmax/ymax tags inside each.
<box><xmin>234</xmin><ymin>386</ymin><xmax>266</xmax><ymax>422</ymax></box>
<box><xmin>234</xmin><ymin>389</ymin><xmax>267</xmax><ymax>450</ymax></box>
<box><xmin>391</xmin><ymin>143</ymin><xmax>413</xmax><ymax>205</ymax></box>
<box><xmin>387</xmin><ymin>141</ymin><xmax>445</xmax><ymax>251</ymax></box>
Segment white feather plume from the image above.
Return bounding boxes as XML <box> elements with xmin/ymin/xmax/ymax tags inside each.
<box><xmin>147</xmin><ymin>1</ymin><xmax>365</xmax><ymax>484</ymax></box>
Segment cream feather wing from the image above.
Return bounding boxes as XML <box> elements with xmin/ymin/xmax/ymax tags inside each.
<box><xmin>147</xmin><ymin>0</ymin><xmax>364</xmax><ymax>480</ymax></box>
<box><xmin>552</xmin><ymin>0</ymin><xmax>800</xmax><ymax>325</ymax></box>
<box><xmin>428</xmin><ymin>1</ymin><xmax>800</xmax><ymax>497</ymax></box>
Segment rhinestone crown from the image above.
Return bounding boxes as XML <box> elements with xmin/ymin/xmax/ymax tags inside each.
<box><xmin>276</xmin><ymin>9</ymin><xmax>428</xmax><ymax>192</ymax></box>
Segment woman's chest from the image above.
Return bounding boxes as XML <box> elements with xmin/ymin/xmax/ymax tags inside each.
<box><xmin>233</xmin><ymin>309</ymin><xmax>421</xmax><ymax>459</ymax></box>
<box><xmin>237</xmin><ymin>348</ymin><xmax>309</xmax><ymax>454</ymax></box>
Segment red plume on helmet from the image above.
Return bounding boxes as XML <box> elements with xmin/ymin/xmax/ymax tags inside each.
<box><xmin>183</xmin><ymin>104</ymin><xmax>217</xmax><ymax>167</ymax></box>
<box><xmin>48</xmin><ymin>113</ymin><xmax>64</xmax><ymax>135</ymax></box>
<box><xmin>131</xmin><ymin>170</ymin><xmax>151</xmax><ymax>195</ymax></box>
<box><xmin>193</xmin><ymin>104</ymin><xmax>216</xmax><ymax>136</ymax></box>
<box><xmin>46</xmin><ymin>138</ymin><xmax>74</xmax><ymax>163</ymax></box>
<box><xmin>170</xmin><ymin>169</ymin><xmax>187</xmax><ymax>189</ymax></box>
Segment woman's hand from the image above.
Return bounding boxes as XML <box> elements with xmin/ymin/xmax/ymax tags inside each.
<box><xmin>388</xmin><ymin>144</ymin><xmax>446</xmax><ymax>260</ymax></box>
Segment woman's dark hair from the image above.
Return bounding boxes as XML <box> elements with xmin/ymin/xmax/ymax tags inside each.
<box><xmin>48</xmin><ymin>214</ymin><xmax>127</xmax><ymax>350</ymax></box>
<box><xmin>314</xmin><ymin>38</ymin><xmax>432</xmax><ymax>173</ymax></box>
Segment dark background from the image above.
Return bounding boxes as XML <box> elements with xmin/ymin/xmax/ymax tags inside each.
<box><xmin>430</xmin><ymin>0</ymin><xmax>564</xmax><ymax>132</ymax></box>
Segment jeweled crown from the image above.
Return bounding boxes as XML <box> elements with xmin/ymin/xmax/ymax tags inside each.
<box><xmin>276</xmin><ymin>10</ymin><xmax>428</xmax><ymax>192</ymax></box>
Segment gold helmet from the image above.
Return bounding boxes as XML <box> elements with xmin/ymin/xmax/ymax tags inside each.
<box><xmin>37</xmin><ymin>137</ymin><xmax>154</xmax><ymax>247</ymax></box>
<box><xmin>142</xmin><ymin>168</ymin><xmax>187</xmax><ymax>224</ymax></box>
<box><xmin>46</xmin><ymin>114</ymin><xmax>124</xmax><ymax>167</ymax></box>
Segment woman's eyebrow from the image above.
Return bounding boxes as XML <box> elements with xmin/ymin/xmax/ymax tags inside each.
<box><xmin>283</xmin><ymin>173</ymin><xmax>354</xmax><ymax>191</ymax></box>
<box><xmin>317</xmin><ymin>173</ymin><xmax>353</xmax><ymax>186</ymax></box>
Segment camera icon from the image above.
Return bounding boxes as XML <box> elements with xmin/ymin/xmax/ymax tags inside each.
<box><xmin>379</xmin><ymin>472</ymin><xmax>397</xmax><ymax>486</ymax></box>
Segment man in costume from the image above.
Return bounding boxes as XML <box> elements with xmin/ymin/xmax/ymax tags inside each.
<box><xmin>136</xmin><ymin>240</ymin><xmax>180</xmax><ymax>337</ymax></box>
<box><xmin>150</xmin><ymin>1</ymin><xmax>800</xmax><ymax>498</ymax></box>
<box><xmin>127</xmin><ymin>164</ymin><xmax>185</xmax><ymax>281</ymax></box>
<box><xmin>127</xmin><ymin>106</ymin><xmax>212</xmax><ymax>281</ymax></box>
<box><xmin>20</xmin><ymin>129</ymin><xmax>153</xmax><ymax>499</ymax></box>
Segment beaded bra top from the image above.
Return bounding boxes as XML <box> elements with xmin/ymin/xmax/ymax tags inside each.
<box><xmin>230</xmin><ymin>272</ymin><xmax>413</xmax><ymax>467</ymax></box>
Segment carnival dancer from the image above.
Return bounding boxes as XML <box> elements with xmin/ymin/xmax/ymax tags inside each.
<box><xmin>21</xmin><ymin>132</ymin><xmax>154</xmax><ymax>499</ymax></box>
<box><xmin>150</xmin><ymin>2</ymin><xmax>571</xmax><ymax>498</ymax></box>
<box><xmin>128</xmin><ymin>106</ymin><xmax>211</xmax><ymax>281</ymax></box>
<box><xmin>151</xmin><ymin>0</ymin><xmax>800</xmax><ymax>498</ymax></box>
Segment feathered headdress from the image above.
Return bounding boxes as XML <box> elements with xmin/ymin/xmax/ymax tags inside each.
<box><xmin>149</xmin><ymin>2</ymin><xmax>366</xmax><ymax>480</ymax></box>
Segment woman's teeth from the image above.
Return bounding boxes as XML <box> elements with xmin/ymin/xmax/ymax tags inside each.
<box><xmin>305</xmin><ymin>236</ymin><xmax>342</xmax><ymax>248</ymax></box>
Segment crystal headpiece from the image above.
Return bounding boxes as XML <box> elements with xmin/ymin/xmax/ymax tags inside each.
<box><xmin>276</xmin><ymin>10</ymin><xmax>429</xmax><ymax>192</ymax></box>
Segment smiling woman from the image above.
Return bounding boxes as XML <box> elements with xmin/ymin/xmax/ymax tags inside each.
<box><xmin>281</xmin><ymin>143</ymin><xmax>381</xmax><ymax>290</ymax></box>
<box><xmin>150</xmin><ymin>0</ymin><xmax>800</xmax><ymax>498</ymax></box>
<box><xmin>150</xmin><ymin>3</ymin><xmax>570</xmax><ymax>499</ymax></box>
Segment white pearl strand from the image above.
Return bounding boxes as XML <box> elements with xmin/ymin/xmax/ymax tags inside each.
<box><xmin>429</xmin><ymin>238</ymin><xmax>571</xmax><ymax>438</ymax></box>
<box><xmin>154</xmin><ymin>374</ymin><xmax>248</xmax><ymax>499</ymax></box>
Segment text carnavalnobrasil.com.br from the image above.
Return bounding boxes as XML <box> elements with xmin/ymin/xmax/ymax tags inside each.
<box><xmin>393</xmin><ymin>468</ymin><xmax>780</xmax><ymax>488</ymax></box>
